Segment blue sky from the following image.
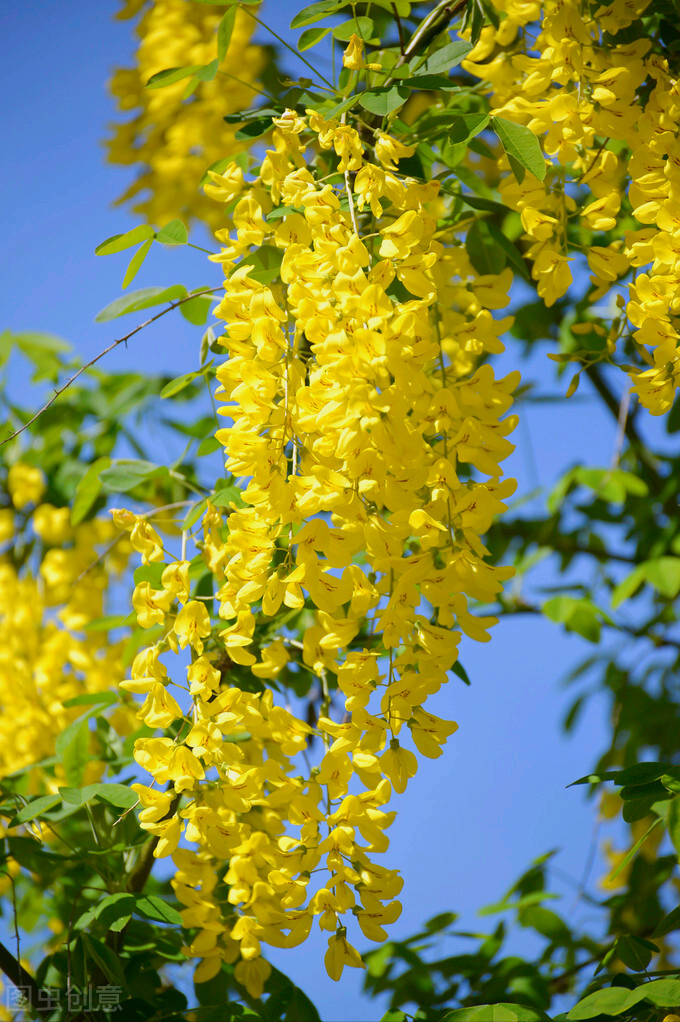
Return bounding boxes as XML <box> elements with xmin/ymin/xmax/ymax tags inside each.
<box><xmin>0</xmin><ymin>2</ymin><xmax>648</xmax><ymax>1020</ymax></box>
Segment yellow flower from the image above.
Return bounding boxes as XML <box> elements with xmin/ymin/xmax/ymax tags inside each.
<box><xmin>342</xmin><ymin>33</ymin><xmax>381</xmax><ymax>72</ymax></box>
<box><xmin>234</xmin><ymin>957</ymin><xmax>271</xmax><ymax>999</ymax></box>
<box><xmin>132</xmin><ymin>582</ymin><xmax>174</xmax><ymax>629</ymax></box>
<box><xmin>33</xmin><ymin>504</ymin><xmax>72</xmax><ymax>545</ymax></box>
<box><xmin>8</xmin><ymin>462</ymin><xmax>45</xmax><ymax>510</ymax></box>
<box><xmin>324</xmin><ymin>930</ymin><xmax>365</xmax><ymax>981</ymax></box>
<box><xmin>380</xmin><ymin>740</ymin><xmax>418</xmax><ymax>794</ymax></box>
<box><xmin>374</xmin><ymin>131</ymin><xmax>415</xmax><ymax>172</ymax></box>
<box><xmin>174</xmin><ymin>600</ymin><xmax>212</xmax><ymax>654</ymax></box>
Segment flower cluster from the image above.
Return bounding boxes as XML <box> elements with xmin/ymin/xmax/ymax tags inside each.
<box><xmin>119</xmin><ymin>91</ymin><xmax>518</xmax><ymax>993</ymax></box>
<box><xmin>0</xmin><ymin>464</ymin><xmax>133</xmax><ymax>786</ymax></box>
<box><xmin>462</xmin><ymin>0</ymin><xmax>680</xmax><ymax>413</ymax></box>
<box><xmin>108</xmin><ymin>0</ymin><xmax>264</xmax><ymax>228</ymax></box>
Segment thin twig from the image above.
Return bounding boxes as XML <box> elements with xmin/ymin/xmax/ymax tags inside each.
<box><xmin>392</xmin><ymin>0</ymin><xmax>469</xmax><ymax>75</ymax></box>
<box><xmin>611</xmin><ymin>388</ymin><xmax>630</xmax><ymax>469</ymax></box>
<box><xmin>0</xmin><ymin>287</ymin><xmax>224</xmax><ymax>448</ymax></box>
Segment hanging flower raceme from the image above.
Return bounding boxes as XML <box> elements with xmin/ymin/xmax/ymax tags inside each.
<box><xmin>118</xmin><ymin>68</ymin><xmax>519</xmax><ymax>992</ymax></box>
<box><xmin>108</xmin><ymin>0</ymin><xmax>265</xmax><ymax>228</ymax></box>
<box><xmin>0</xmin><ymin>464</ymin><xmax>135</xmax><ymax>786</ymax></box>
<box><xmin>460</xmin><ymin>0</ymin><xmax>680</xmax><ymax>413</ymax></box>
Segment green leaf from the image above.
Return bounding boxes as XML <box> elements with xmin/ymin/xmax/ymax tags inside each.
<box><xmin>323</xmin><ymin>94</ymin><xmax>358</xmax><ymax>119</ymax></box>
<box><xmin>575</xmin><ymin>466</ymin><xmax>648</xmax><ymax>502</ymax></box>
<box><xmin>466</xmin><ymin>218</ymin><xmax>506</xmax><ymax>276</ymax></box>
<box><xmin>58</xmin><ymin>784</ymin><xmax>101</xmax><ymax>806</ymax></box>
<box><xmin>234</xmin><ymin>118</ymin><xmax>272</xmax><ymax>142</ymax></box>
<box><xmin>61</xmin><ymin>719</ymin><xmax>91</xmax><ymax>787</ymax></box>
<box><xmin>9</xmin><ymin>795</ymin><xmax>61</xmax><ymax>827</ymax></box>
<box><xmin>160</xmin><ymin>361</ymin><xmax>214</xmax><ymax>399</ymax></box>
<box><xmin>401</xmin><ymin>74</ymin><xmax>460</xmax><ymax>91</ymax></box>
<box><xmin>94</xmin><ymin>284</ymin><xmax>188</xmax><ymax>322</ymax></box>
<box><xmin>644</xmin><ymin>557</ymin><xmax>680</xmax><ymax>599</ymax></box>
<box><xmin>486</xmin><ymin>221</ymin><xmax>531</xmax><ymax>281</ymax></box>
<box><xmin>543</xmin><ymin>596</ymin><xmax>609</xmax><ymax>642</ymax></box>
<box><xmin>265</xmin><ymin>205</ymin><xmax>305</xmax><ymax>221</ymax></box>
<box><xmin>99</xmin><ymin>458</ymin><xmax>164</xmax><ymax>493</ymax></box>
<box><xmin>84</xmin><ymin>613</ymin><xmax>135</xmax><ymax>632</ymax></box>
<box><xmin>298</xmin><ymin>26</ymin><xmax>329</xmax><ymax>49</ymax></box>
<box><xmin>135</xmin><ymin>894</ymin><xmax>183</xmax><ymax>925</ymax></box>
<box><xmin>155</xmin><ymin>219</ymin><xmax>189</xmax><ymax>246</ymax></box>
<box><xmin>71</xmin><ymin>456</ymin><xmax>110</xmax><ymax>526</ymax></box>
<box><xmin>654</xmin><ymin>905</ymin><xmax>680</xmax><ymax>938</ymax></box>
<box><xmin>96</xmin><ymin>893</ymin><xmax>136</xmax><ymax>932</ymax></box>
<box><xmin>566</xmin><ymin>987</ymin><xmax>633</xmax><ymax>1020</ymax></box>
<box><xmin>14</xmin><ymin>331</ymin><xmax>71</xmax><ymax>361</ymax></box>
<box><xmin>614</xmin><ymin>934</ymin><xmax>657</xmax><ymax>971</ymax></box>
<box><xmin>179</xmin><ymin>295</ymin><xmax>213</xmax><ymax>325</ymax></box>
<box><xmin>667</xmin><ymin>795</ymin><xmax>680</xmax><ymax>855</ymax></box>
<box><xmin>520</xmin><ymin>905</ymin><xmax>571</xmax><ymax>943</ymax></box>
<box><xmin>197</xmin><ymin>59</ymin><xmax>219</xmax><ymax>82</ymax></box>
<box><xmin>95</xmin><ymin>225</ymin><xmax>155</xmax><ymax>256</ymax></box>
<box><xmin>184</xmin><ymin>499</ymin><xmax>208</xmax><ymax>530</ymax></box>
<box><xmin>444</xmin><ymin>1006</ymin><xmax>550</xmax><ymax>1021</ymax></box>
<box><xmin>492</xmin><ymin>116</ymin><xmax>546</xmax><ymax>181</ymax></box>
<box><xmin>611</xmin><ymin>565</ymin><xmax>646</xmax><ymax>609</ymax></box>
<box><xmin>197</xmin><ymin>436</ymin><xmax>220</xmax><ymax>456</ymax></box>
<box><xmin>95</xmin><ymin>783</ymin><xmax>139</xmax><ymax>810</ymax></box>
<box><xmin>223</xmin><ymin>106</ymin><xmax>279</xmax><ymax>124</ymax></box>
<box><xmin>146</xmin><ymin>65</ymin><xmax>202</xmax><ymax>89</ymax></box>
<box><xmin>419</xmin><ymin>40</ymin><xmax>473</xmax><ymax>74</ymax></box>
<box><xmin>62</xmin><ymin>692</ymin><xmax>118</xmax><ymax>709</ymax></box>
<box><xmin>332</xmin><ymin>17</ymin><xmax>374</xmax><ymax>41</ymax></box>
<box><xmin>290</xmin><ymin>0</ymin><xmax>349</xmax><ymax>29</ymax></box>
<box><xmin>359</xmin><ymin>86</ymin><xmax>408</xmax><ymax>116</ymax></box>
<box><xmin>212</xmin><ymin>485</ymin><xmax>245</xmax><ymax>509</ymax></box>
<box><xmin>122</xmin><ymin>238</ymin><xmax>153</xmax><ymax>290</ymax></box>
<box><xmin>607</xmin><ymin>816</ymin><xmax>663</xmax><ymax>881</ymax></box>
<box><xmin>82</xmin><ymin>934</ymin><xmax>128</xmax><ymax>990</ymax></box>
<box><xmin>55</xmin><ymin>711</ymin><xmax>98</xmax><ymax>757</ymax></box>
<box><xmin>240</xmin><ymin>244</ymin><xmax>284</xmax><ymax>285</ymax></box>
<box><xmin>134</xmin><ymin>563</ymin><xmax>166</xmax><ymax>587</ymax></box>
<box><xmin>447</xmin><ymin>112</ymin><xmax>490</xmax><ymax>145</ymax></box>
<box><xmin>632</xmin><ymin>978</ymin><xmax>680</xmax><ymax>1006</ymax></box>
<box><xmin>217</xmin><ymin>6</ymin><xmax>237</xmax><ymax>61</ymax></box>
<box><xmin>452</xmin><ymin>661</ymin><xmax>471</xmax><ymax>685</ymax></box>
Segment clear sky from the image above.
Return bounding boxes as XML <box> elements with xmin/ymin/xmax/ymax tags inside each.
<box><xmin>0</xmin><ymin>3</ymin><xmax>643</xmax><ymax>1020</ymax></box>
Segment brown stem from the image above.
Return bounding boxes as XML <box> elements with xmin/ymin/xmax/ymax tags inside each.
<box><xmin>395</xmin><ymin>0</ymin><xmax>469</xmax><ymax>69</ymax></box>
<box><xmin>0</xmin><ymin>940</ymin><xmax>51</xmax><ymax>1018</ymax></box>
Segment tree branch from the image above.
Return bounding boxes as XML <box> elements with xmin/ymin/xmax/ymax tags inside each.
<box><xmin>395</xmin><ymin>0</ymin><xmax>469</xmax><ymax>69</ymax></box>
<box><xmin>0</xmin><ymin>940</ymin><xmax>51</xmax><ymax>1018</ymax></box>
<box><xmin>585</xmin><ymin>365</ymin><xmax>663</xmax><ymax>490</ymax></box>
<box><xmin>0</xmin><ymin>287</ymin><xmax>224</xmax><ymax>449</ymax></box>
